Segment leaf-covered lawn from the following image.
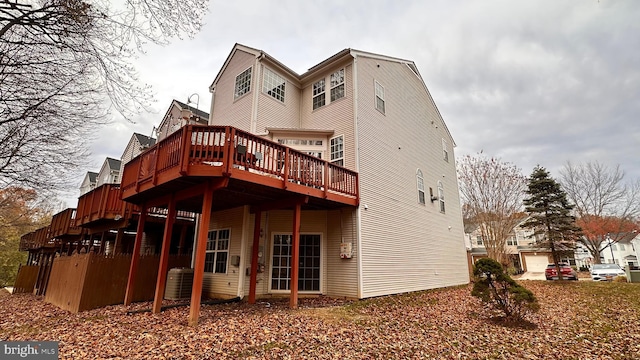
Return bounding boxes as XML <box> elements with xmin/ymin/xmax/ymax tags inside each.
<box><xmin>1</xmin><ymin>281</ymin><xmax>639</xmax><ymax>359</ymax></box>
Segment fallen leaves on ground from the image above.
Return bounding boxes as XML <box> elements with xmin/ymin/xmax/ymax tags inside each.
<box><xmin>1</xmin><ymin>281</ymin><xmax>639</xmax><ymax>359</ymax></box>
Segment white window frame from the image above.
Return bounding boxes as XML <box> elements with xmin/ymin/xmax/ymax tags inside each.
<box><xmin>375</xmin><ymin>80</ymin><xmax>385</xmax><ymax>114</ymax></box>
<box><xmin>269</xmin><ymin>232</ymin><xmax>323</xmax><ymax>294</ymax></box>
<box><xmin>312</xmin><ymin>78</ymin><xmax>326</xmax><ymax>110</ymax></box>
<box><xmin>234</xmin><ymin>67</ymin><xmax>252</xmax><ymax>99</ymax></box>
<box><xmin>476</xmin><ymin>235</ymin><xmax>484</xmax><ymax>246</ymax></box>
<box><xmin>442</xmin><ymin>139</ymin><xmax>449</xmax><ymax>162</ymax></box>
<box><xmin>507</xmin><ymin>236</ymin><xmax>518</xmax><ymax>246</ymax></box>
<box><xmin>417</xmin><ymin>169</ymin><xmax>425</xmax><ymax>205</ymax></box>
<box><xmin>330</xmin><ymin>135</ymin><xmax>344</xmax><ymax>166</ymax></box>
<box><xmin>330</xmin><ymin>68</ymin><xmax>345</xmax><ymax>102</ymax></box>
<box><xmin>262</xmin><ymin>68</ymin><xmax>286</xmax><ymax>102</ymax></box>
<box><xmin>437</xmin><ymin>180</ymin><xmax>445</xmax><ymax>213</ymax></box>
<box><xmin>205</xmin><ymin>229</ymin><xmax>230</xmax><ymax>274</ymax></box>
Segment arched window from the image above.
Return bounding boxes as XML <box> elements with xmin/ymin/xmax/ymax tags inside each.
<box><xmin>437</xmin><ymin>180</ymin><xmax>445</xmax><ymax>213</ymax></box>
<box><xmin>416</xmin><ymin>169</ymin><xmax>425</xmax><ymax>205</ymax></box>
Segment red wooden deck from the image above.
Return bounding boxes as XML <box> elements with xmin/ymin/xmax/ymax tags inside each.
<box><xmin>49</xmin><ymin>208</ymin><xmax>82</xmax><ymax>239</ymax></box>
<box><xmin>120</xmin><ymin>125</ymin><xmax>359</xmax><ymax>210</ymax></box>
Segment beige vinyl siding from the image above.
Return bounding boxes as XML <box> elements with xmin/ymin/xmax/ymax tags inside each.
<box><xmin>210</xmin><ymin>49</ymin><xmax>256</xmax><ymax>131</ymax></box>
<box><xmin>157</xmin><ymin>106</ymin><xmax>184</xmax><ymax>141</ymax></box>
<box><xmin>355</xmin><ymin>56</ymin><xmax>468</xmax><ymax>298</ymax></box>
<box><xmin>202</xmin><ymin>207</ymin><xmax>245</xmax><ymax>298</ymax></box>
<box><xmin>118</xmin><ymin>136</ymin><xmax>139</xmax><ymax>178</ymax></box>
<box><xmin>325</xmin><ymin>208</ymin><xmax>358</xmax><ymax>298</ymax></box>
<box><xmin>255</xmin><ymin>64</ymin><xmax>301</xmax><ymax>131</ymax></box>
<box><xmin>301</xmin><ymin>62</ymin><xmax>356</xmax><ymax>170</ymax></box>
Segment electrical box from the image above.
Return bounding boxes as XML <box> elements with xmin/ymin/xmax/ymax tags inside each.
<box><xmin>231</xmin><ymin>255</ymin><xmax>240</xmax><ymax>267</ymax></box>
<box><xmin>340</xmin><ymin>242</ymin><xmax>353</xmax><ymax>259</ymax></box>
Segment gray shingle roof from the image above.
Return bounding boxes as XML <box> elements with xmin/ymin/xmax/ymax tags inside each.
<box><xmin>133</xmin><ymin>133</ymin><xmax>156</xmax><ymax>148</ymax></box>
<box><xmin>87</xmin><ymin>172</ymin><xmax>98</xmax><ymax>183</ymax></box>
<box><xmin>174</xmin><ymin>99</ymin><xmax>210</xmax><ymax>121</ymax></box>
<box><xmin>106</xmin><ymin>157</ymin><xmax>121</xmax><ymax>171</ymax></box>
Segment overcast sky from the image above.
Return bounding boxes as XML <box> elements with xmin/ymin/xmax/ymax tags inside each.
<box><xmin>69</xmin><ymin>0</ymin><xmax>640</xmax><ymax>205</ymax></box>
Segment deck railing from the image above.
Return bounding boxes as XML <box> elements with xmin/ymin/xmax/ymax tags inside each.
<box><xmin>121</xmin><ymin>125</ymin><xmax>359</xmax><ymax>201</ymax></box>
<box><xmin>49</xmin><ymin>208</ymin><xmax>82</xmax><ymax>238</ymax></box>
<box><xmin>76</xmin><ymin>184</ymin><xmax>133</xmax><ymax>226</ymax></box>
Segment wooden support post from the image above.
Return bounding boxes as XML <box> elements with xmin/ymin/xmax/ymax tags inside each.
<box><xmin>178</xmin><ymin>224</ymin><xmax>188</xmax><ymax>256</ymax></box>
<box><xmin>152</xmin><ymin>197</ymin><xmax>176</xmax><ymax>314</ymax></box>
<box><xmin>114</xmin><ymin>228</ymin><xmax>125</xmax><ymax>255</ymax></box>
<box><xmin>99</xmin><ymin>231</ymin><xmax>107</xmax><ymax>254</ymax></box>
<box><xmin>290</xmin><ymin>203</ymin><xmax>301</xmax><ymax>309</ymax></box>
<box><xmin>124</xmin><ymin>204</ymin><xmax>147</xmax><ymax>306</ymax></box>
<box><xmin>249</xmin><ymin>211</ymin><xmax>262</xmax><ymax>304</ymax></box>
<box><xmin>189</xmin><ymin>183</ymin><xmax>215</xmax><ymax>326</ymax></box>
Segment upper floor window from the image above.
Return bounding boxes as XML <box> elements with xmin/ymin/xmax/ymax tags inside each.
<box><xmin>375</xmin><ymin>81</ymin><xmax>385</xmax><ymax>114</ymax></box>
<box><xmin>476</xmin><ymin>235</ymin><xmax>484</xmax><ymax>246</ymax></box>
<box><xmin>437</xmin><ymin>180</ymin><xmax>445</xmax><ymax>213</ymax></box>
<box><xmin>619</xmin><ymin>244</ymin><xmax>625</xmax><ymax>251</ymax></box>
<box><xmin>234</xmin><ymin>67</ymin><xmax>252</xmax><ymax>99</ymax></box>
<box><xmin>442</xmin><ymin>139</ymin><xmax>449</xmax><ymax>162</ymax></box>
<box><xmin>416</xmin><ymin>169</ymin><xmax>425</xmax><ymax>205</ymax></box>
<box><xmin>205</xmin><ymin>229</ymin><xmax>230</xmax><ymax>274</ymax></box>
<box><xmin>312</xmin><ymin>79</ymin><xmax>326</xmax><ymax>110</ymax></box>
<box><xmin>507</xmin><ymin>236</ymin><xmax>518</xmax><ymax>246</ymax></box>
<box><xmin>330</xmin><ymin>135</ymin><xmax>344</xmax><ymax>166</ymax></box>
<box><xmin>330</xmin><ymin>69</ymin><xmax>345</xmax><ymax>102</ymax></box>
<box><xmin>263</xmin><ymin>68</ymin><xmax>285</xmax><ymax>102</ymax></box>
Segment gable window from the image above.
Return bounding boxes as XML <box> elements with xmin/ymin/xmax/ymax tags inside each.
<box><xmin>263</xmin><ymin>68</ymin><xmax>285</xmax><ymax>102</ymax></box>
<box><xmin>442</xmin><ymin>139</ymin><xmax>449</xmax><ymax>162</ymax></box>
<box><xmin>234</xmin><ymin>67</ymin><xmax>252</xmax><ymax>99</ymax></box>
<box><xmin>330</xmin><ymin>135</ymin><xmax>344</xmax><ymax>166</ymax></box>
<box><xmin>312</xmin><ymin>79</ymin><xmax>326</xmax><ymax>110</ymax></box>
<box><xmin>330</xmin><ymin>69</ymin><xmax>345</xmax><ymax>101</ymax></box>
<box><xmin>375</xmin><ymin>81</ymin><xmax>385</xmax><ymax>114</ymax></box>
<box><xmin>416</xmin><ymin>169</ymin><xmax>425</xmax><ymax>205</ymax></box>
<box><xmin>205</xmin><ymin>229</ymin><xmax>230</xmax><ymax>273</ymax></box>
<box><xmin>437</xmin><ymin>180</ymin><xmax>445</xmax><ymax>213</ymax></box>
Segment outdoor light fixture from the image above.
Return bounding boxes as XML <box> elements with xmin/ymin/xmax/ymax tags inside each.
<box><xmin>186</xmin><ymin>93</ymin><xmax>199</xmax><ymax>111</ymax></box>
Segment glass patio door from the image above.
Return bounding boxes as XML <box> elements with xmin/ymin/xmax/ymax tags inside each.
<box><xmin>271</xmin><ymin>234</ymin><xmax>321</xmax><ymax>292</ymax></box>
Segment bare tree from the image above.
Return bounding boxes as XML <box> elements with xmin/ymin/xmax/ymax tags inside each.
<box><xmin>559</xmin><ymin>161</ymin><xmax>640</xmax><ymax>263</ymax></box>
<box><xmin>0</xmin><ymin>0</ymin><xmax>208</xmax><ymax>195</ymax></box>
<box><xmin>458</xmin><ymin>153</ymin><xmax>528</xmax><ymax>265</ymax></box>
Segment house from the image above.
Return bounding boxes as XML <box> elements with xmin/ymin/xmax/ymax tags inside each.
<box><xmin>118</xmin><ymin>133</ymin><xmax>157</xmax><ymax>176</ymax></box>
<box><xmin>118</xmin><ymin>43</ymin><xmax>468</xmax><ymax>324</ymax></box>
<box><xmin>79</xmin><ymin>172</ymin><xmax>98</xmax><ymax>196</ymax></box>
<box><xmin>599</xmin><ymin>233</ymin><xmax>639</xmax><ymax>267</ymax></box>
<box><xmin>465</xmin><ymin>216</ymin><xmax>575</xmax><ymax>273</ymax></box>
<box><xmin>95</xmin><ymin>157</ymin><xmax>122</xmax><ymax>187</ymax></box>
<box><xmin>156</xmin><ymin>99</ymin><xmax>209</xmax><ymax>141</ymax></box>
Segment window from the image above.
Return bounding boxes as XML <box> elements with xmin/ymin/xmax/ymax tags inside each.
<box><xmin>234</xmin><ymin>67</ymin><xmax>252</xmax><ymax>99</ymax></box>
<box><xmin>507</xmin><ymin>236</ymin><xmax>518</xmax><ymax>246</ymax></box>
<box><xmin>437</xmin><ymin>180</ymin><xmax>445</xmax><ymax>213</ymax></box>
<box><xmin>476</xmin><ymin>235</ymin><xmax>484</xmax><ymax>246</ymax></box>
<box><xmin>416</xmin><ymin>169</ymin><xmax>425</xmax><ymax>205</ymax></box>
<box><xmin>619</xmin><ymin>244</ymin><xmax>625</xmax><ymax>251</ymax></box>
<box><xmin>442</xmin><ymin>139</ymin><xmax>449</xmax><ymax>162</ymax></box>
<box><xmin>330</xmin><ymin>69</ymin><xmax>345</xmax><ymax>101</ymax></box>
<box><xmin>611</xmin><ymin>244</ymin><xmax>617</xmax><ymax>251</ymax></box>
<box><xmin>330</xmin><ymin>135</ymin><xmax>344</xmax><ymax>166</ymax></box>
<box><xmin>375</xmin><ymin>81</ymin><xmax>385</xmax><ymax>114</ymax></box>
<box><xmin>271</xmin><ymin>234</ymin><xmax>321</xmax><ymax>292</ymax></box>
<box><xmin>205</xmin><ymin>229</ymin><xmax>230</xmax><ymax>273</ymax></box>
<box><xmin>312</xmin><ymin>79</ymin><xmax>325</xmax><ymax>110</ymax></box>
<box><xmin>263</xmin><ymin>68</ymin><xmax>285</xmax><ymax>102</ymax></box>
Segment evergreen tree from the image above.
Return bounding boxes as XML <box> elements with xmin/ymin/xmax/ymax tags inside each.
<box><xmin>522</xmin><ymin>166</ymin><xmax>582</xmax><ymax>280</ymax></box>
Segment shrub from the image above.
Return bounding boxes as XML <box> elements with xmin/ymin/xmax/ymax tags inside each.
<box><xmin>613</xmin><ymin>275</ymin><xmax>627</xmax><ymax>283</ymax></box>
<box><xmin>472</xmin><ymin>258</ymin><xmax>540</xmax><ymax>320</ymax></box>
<box><xmin>579</xmin><ymin>265</ymin><xmax>590</xmax><ymax>272</ymax></box>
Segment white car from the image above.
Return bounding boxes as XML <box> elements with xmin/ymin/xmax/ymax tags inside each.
<box><xmin>590</xmin><ymin>264</ymin><xmax>626</xmax><ymax>281</ymax></box>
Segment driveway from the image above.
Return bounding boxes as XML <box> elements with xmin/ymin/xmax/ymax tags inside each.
<box><xmin>517</xmin><ymin>272</ymin><xmax>546</xmax><ymax>280</ymax></box>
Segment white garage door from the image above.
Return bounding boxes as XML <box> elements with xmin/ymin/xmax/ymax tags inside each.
<box><xmin>524</xmin><ymin>255</ymin><xmax>548</xmax><ymax>272</ymax></box>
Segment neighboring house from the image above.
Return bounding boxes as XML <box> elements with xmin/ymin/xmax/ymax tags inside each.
<box><xmin>156</xmin><ymin>99</ymin><xmax>209</xmax><ymax>142</ymax></box>
<box><xmin>119</xmin><ymin>133</ymin><xmax>157</xmax><ymax>177</ymax></box>
<box><xmin>465</xmin><ymin>216</ymin><xmax>566</xmax><ymax>273</ymax></box>
<box><xmin>79</xmin><ymin>172</ymin><xmax>98</xmax><ymax>196</ymax></box>
<box><xmin>599</xmin><ymin>233</ymin><xmax>639</xmax><ymax>267</ymax></box>
<box><xmin>96</xmin><ymin>157</ymin><xmax>122</xmax><ymax>187</ymax></box>
<box><xmin>632</xmin><ymin>234</ymin><xmax>640</xmax><ymax>269</ymax></box>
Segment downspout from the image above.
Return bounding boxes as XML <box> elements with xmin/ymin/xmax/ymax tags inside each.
<box><xmin>352</xmin><ymin>53</ymin><xmax>364</xmax><ymax>299</ymax></box>
<box><xmin>190</xmin><ymin>214</ymin><xmax>200</xmax><ymax>268</ymax></box>
<box><xmin>236</xmin><ymin>206</ymin><xmax>250</xmax><ymax>299</ymax></box>
<box><xmin>251</xmin><ymin>56</ymin><xmax>262</xmax><ymax>134</ymax></box>
<box><xmin>208</xmin><ymin>88</ymin><xmax>215</xmax><ymax>125</ymax></box>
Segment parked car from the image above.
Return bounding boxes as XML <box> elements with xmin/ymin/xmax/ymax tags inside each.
<box><xmin>545</xmin><ymin>263</ymin><xmax>578</xmax><ymax>280</ymax></box>
<box><xmin>590</xmin><ymin>264</ymin><xmax>626</xmax><ymax>281</ymax></box>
